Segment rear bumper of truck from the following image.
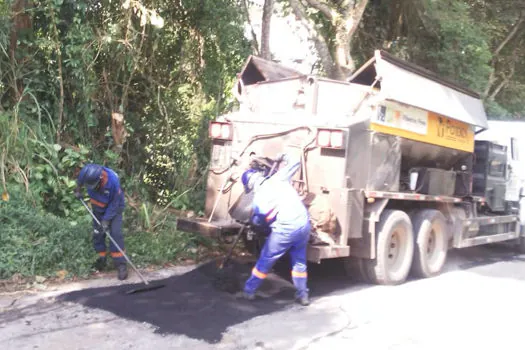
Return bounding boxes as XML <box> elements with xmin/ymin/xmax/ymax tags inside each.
<box><xmin>176</xmin><ymin>217</ymin><xmax>243</xmax><ymax>237</ymax></box>
<box><xmin>177</xmin><ymin>217</ymin><xmax>351</xmax><ymax>263</ymax></box>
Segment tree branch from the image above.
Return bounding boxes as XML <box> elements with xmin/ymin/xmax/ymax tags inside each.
<box><xmin>489</xmin><ymin>68</ymin><xmax>515</xmax><ymax>101</ymax></box>
<box><xmin>484</xmin><ymin>70</ymin><xmax>496</xmax><ymax>98</ymax></box>
<box><xmin>347</xmin><ymin>0</ymin><xmax>369</xmax><ymax>39</ymax></box>
<box><xmin>121</xmin><ymin>16</ymin><xmax>147</xmax><ymax>112</ymax></box>
<box><xmin>484</xmin><ymin>14</ymin><xmax>524</xmax><ymax>97</ymax></box>
<box><xmin>337</xmin><ymin>0</ymin><xmax>369</xmax><ymax>74</ymax></box>
<box><xmin>493</xmin><ymin>13</ymin><xmax>524</xmax><ymax>58</ymax></box>
<box><xmin>488</xmin><ymin>44</ymin><xmax>521</xmax><ymax>100</ymax></box>
<box><xmin>242</xmin><ymin>0</ymin><xmax>260</xmax><ymax>55</ymax></box>
<box><xmin>341</xmin><ymin>0</ymin><xmax>357</xmax><ymax>18</ymax></box>
<box><xmin>49</xmin><ymin>2</ymin><xmax>64</xmax><ymax>142</ymax></box>
<box><xmin>303</xmin><ymin>0</ymin><xmax>335</xmax><ymax>20</ymax></box>
<box><xmin>289</xmin><ymin>0</ymin><xmax>335</xmax><ymax>76</ymax></box>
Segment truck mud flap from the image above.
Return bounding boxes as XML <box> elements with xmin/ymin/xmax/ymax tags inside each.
<box><xmin>176</xmin><ymin>217</ymin><xmax>243</xmax><ymax>237</ymax></box>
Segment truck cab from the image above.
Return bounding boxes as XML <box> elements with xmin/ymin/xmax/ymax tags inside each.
<box><xmin>476</xmin><ymin>120</ymin><xmax>525</xmax><ymax>223</ymax></box>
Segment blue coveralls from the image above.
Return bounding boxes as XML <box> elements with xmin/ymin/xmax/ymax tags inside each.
<box><xmin>244</xmin><ymin>154</ymin><xmax>311</xmax><ymax>299</ymax></box>
<box><xmin>80</xmin><ymin>167</ymin><xmax>126</xmax><ymax>264</ymax></box>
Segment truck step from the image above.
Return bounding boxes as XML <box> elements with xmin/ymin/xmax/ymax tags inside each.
<box><xmin>454</xmin><ymin>231</ymin><xmax>520</xmax><ymax>249</ymax></box>
<box><xmin>365</xmin><ymin>190</ymin><xmax>485</xmax><ymax>203</ymax></box>
<box><xmin>464</xmin><ymin>215</ymin><xmax>518</xmax><ymax>226</ymax></box>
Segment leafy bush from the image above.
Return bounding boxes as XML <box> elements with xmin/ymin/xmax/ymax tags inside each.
<box><xmin>0</xmin><ymin>188</ymin><xmax>93</xmax><ymax>279</ymax></box>
<box><xmin>0</xmin><ymin>0</ymin><xmax>248</xmax><ymax>282</ymax></box>
<box><xmin>29</xmin><ymin>143</ymin><xmax>90</xmax><ymax>218</ymax></box>
<box><xmin>0</xmin><ymin>185</ymin><xmax>212</xmax><ymax>280</ymax></box>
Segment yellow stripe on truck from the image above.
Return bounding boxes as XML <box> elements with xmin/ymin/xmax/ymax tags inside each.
<box><xmin>370</xmin><ymin>102</ymin><xmax>475</xmax><ymax>153</ymax></box>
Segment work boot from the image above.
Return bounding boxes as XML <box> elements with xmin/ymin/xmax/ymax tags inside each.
<box><xmin>242</xmin><ymin>291</ymin><xmax>255</xmax><ymax>301</ymax></box>
<box><xmin>296</xmin><ymin>295</ymin><xmax>310</xmax><ymax>306</ymax></box>
<box><xmin>93</xmin><ymin>257</ymin><xmax>107</xmax><ymax>271</ymax></box>
<box><xmin>117</xmin><ymin>263</ymin><xmax>128</xmax><ymax>280</ymax></box>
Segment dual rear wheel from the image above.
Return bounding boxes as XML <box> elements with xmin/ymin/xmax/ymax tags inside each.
<box><xmin>346</xmin><ymin>209</ymin><xmax>449</xmax><ymax>285</ymax></box>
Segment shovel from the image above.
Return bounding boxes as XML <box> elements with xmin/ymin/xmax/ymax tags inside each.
<box><xmin>212</xmin><ymin>224</ymin><xmax>247</xmax><ymax>293</ymax></box>
<box><xmin>79</xmin><ymin>198</ymin><xmax>165</xmax><ymax>294</ymax></box>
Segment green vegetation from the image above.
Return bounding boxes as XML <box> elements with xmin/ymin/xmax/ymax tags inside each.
<box><xmin>0</xmin><ymin>186</ymin><xmax>94</xmax><ymax>279</ymax></box>
<box><xmin>0</xmin><ymin>184</ymin><xmax>212</xmax><ymax>279</ymax></box>
<box><xmin>353</xmin><ymin>0</ymin><xmax>525</xmax><ymax>118</ymax></box>
<box><xmin>1</xmin><ymin>0</ymin><xmax>524</xmax><ymax>282</ymax></box>
<box><xmin>0</xmin><ymin>0</ymin><xmax>247</xmax><ymax>281</ymax></box>
<box><xmin>282</xmin><ymin>0</ymin><xmax>525</xmax><ymax>118</ymax></box>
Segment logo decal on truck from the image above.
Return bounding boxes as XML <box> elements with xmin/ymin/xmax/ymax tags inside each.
<box><xmin>436</xmin><ymin>115</ymin><xmax>469</xmax><ymax>140</ymax></box>
<box><xmin>374</xmin><ymin>104</ymin><xmax>428</xmax><ymax>135</ymax></box>
<box><xmin>371</xmin><ymin>102</ymin><xmax>474</xmax><ymax>152</ymax></box>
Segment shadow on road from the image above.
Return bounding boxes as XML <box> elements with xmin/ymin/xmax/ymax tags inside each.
<box><xmin>449</xmin><ymin>243</ymin><xmax>525</xmax><ymax>276</ymax></box>
<box><xmin>56</xmin><ymin>257</ymin><xmax>359</xmax><ymax>344</ymax></box>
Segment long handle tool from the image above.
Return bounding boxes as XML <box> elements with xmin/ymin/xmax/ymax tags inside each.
<box><xmin>213</xmin><ymin>224</ymin><xmax>247</xmax><ymax>293</ymax></box>
<box><xmin>218</xmin><ymin>224</ymin><xmax>246</xmax><ymax>269</ymax></box>
<box><xmin>79</xmin><ymin>198</ymin><xmax>165</xmax><ymax>294</ymax></box>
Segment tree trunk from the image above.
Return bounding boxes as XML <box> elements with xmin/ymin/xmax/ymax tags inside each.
<box><xmin>48</xmin><ymin>3</ymin><xmax>64</xmax><ymax>142</ymax></box>
<box><xmin>334</xmin><ymin>25</ymin><xmax>350</xmax><ymax>79</ymax></box>
<box><xmin>291</xmin><ymin>0</ymin><xmax>369</xmax><ymax>80</ymax></box>
<box><xmin>242</xmin><ymin>0</ymin><xmax>260</xmax><ymax>55</ymax></box>
<box><xmin>344</xmin><ymin>0</ymin><xmax>370</xmax><ymax>71</ymax></box>
<box><xmin>387</xmin><ymin>0</ymin><xmax>404</xmax><ymax>44</ymax></box>
<box><xmin>111</xmin><ymin>112</ymin><xmax>128</xmax><ymax>153</ymax></box>
<box><xmin>9</xmin><ymin>0</ymin><xmax>32</xmax><ymax>103</ymax></box>
<box><xmin>260</xmin><ymin>0</ymin><xmax>274</xmax><ymax>60</ymax></box>
<box><xmin>289</xmin><ymin>0</ymin><xmax>337</xmax><ymax>77</ymax></box>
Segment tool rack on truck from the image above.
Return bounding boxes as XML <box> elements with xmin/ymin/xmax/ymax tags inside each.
<box><xmin>177</xmin><ymin>50</ymin><xmax>525</xmax><ymax>286</ymax></box>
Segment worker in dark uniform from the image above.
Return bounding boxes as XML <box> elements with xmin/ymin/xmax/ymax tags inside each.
<box><xmin>241</xmin><ymin>152</ymin><xmax>311</xmax><ymax>306</ymax></box>
<box><xmin>75</xmin><ymin>163</ymin><xmax>128</xmax><ymax>280</ymax></box>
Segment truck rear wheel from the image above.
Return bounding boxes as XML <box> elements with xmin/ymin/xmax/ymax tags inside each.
<box><xmin>516</xmin><ymin>226</ymin><xmax>525</xmax><ymax>254</ymax></box>
<box><xmin>365</xmin><ymin>209</ymin><xmax>414</xmax><ymax>285</ymax></box>
<box><xmin>410</xmin><ymin>209</ymin><xmax>448</xmax><ymax>278</ymax></box>
<box><xmin>342</xmin><ymin>257</ymin><xmax>374</xmax><ymax>283</ymax></box>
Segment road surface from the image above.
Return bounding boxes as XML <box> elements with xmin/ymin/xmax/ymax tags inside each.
<box><xmin>1</xmin><ymin>244</ymin><xmax>525</xmax><ymax>349</ymax></box>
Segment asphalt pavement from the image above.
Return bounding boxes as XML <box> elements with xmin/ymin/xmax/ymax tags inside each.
<box><xmin>1</xmin><ymin>244</ymin><xmax>525</xmax><ymax>349</ymax></box>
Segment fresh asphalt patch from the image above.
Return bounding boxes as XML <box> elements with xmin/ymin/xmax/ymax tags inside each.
<box><xmin>53</xmin><ymin>244</ymin><xmax>524</xmax><ymax>344</ymax></box>
<box><xmin>57</xmin><ymin>258</ymin><xmax>355</xmax><ymax>343</ymax></box>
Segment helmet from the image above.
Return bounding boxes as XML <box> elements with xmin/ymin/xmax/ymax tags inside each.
<box><xmin>78</xmin><ymin>164</ymin><xmax>103</xmax><ymax>190</ymax></box>
<box><xmin>241</xmin><ymin>169</ymin><xmax>262</xmax><ymax>193</ymax></box>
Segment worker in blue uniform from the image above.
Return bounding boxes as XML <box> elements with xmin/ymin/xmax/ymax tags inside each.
<box><xmin>75</xmin><ymin>163</ymin><xmax>128</xmax><ymax>280</ymax></box>
<box><xmin>241</xmin><ymin>152</ymin><xmax>311</xmax><ymax>306</ymax></box>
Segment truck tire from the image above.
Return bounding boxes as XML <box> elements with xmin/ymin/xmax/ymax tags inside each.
<box><xmin>365</xmin><ymin>209</ymin><xmax>414</xmax><ymax>285</ymax></box>
<box><xmin>410</xmin><ymin>209</ymin><xmax>448</xmax><ymax>278</ymax></box>
<box><xmin>342</xmin><ymin>257</ymin><xmax>373</xmax><ymax>283</ymax></box>
<box><xmin>516</xmin><ymin>226</ymin><xmax>525</xmax><ymax>254</ymax></box>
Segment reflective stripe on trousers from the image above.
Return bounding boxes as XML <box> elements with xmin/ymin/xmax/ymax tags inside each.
<box><xmin>244</xmin><ymin>221</ymin><xmax>310</xmax><ymax>299</ymax></box>
<box><xmin>92</xmin><ymin>211</ymin><xmax>126</xmax><ymax>264</ymax></box>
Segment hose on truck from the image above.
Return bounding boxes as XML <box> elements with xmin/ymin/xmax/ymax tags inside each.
<box><xmin>210</xmin><ymin>125</ymin><xmax>314</xmax><ymax>175</ymax></box>
<box><xmin>207</xmin><ymin>125</ymin><xmax>316</xmax><ymax>222</ymax></box>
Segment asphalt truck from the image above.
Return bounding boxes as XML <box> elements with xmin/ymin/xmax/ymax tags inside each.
<box><xmin>177</xmin><ymin>50</ymin><xmax>525</xmax><ymax>285</ymax></box>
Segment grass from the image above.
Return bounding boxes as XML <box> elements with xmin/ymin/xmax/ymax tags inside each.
<box><xmin>0</xmin><ymin>188</ymin><xmax>217</xmax><ymax>285</ymax></box>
